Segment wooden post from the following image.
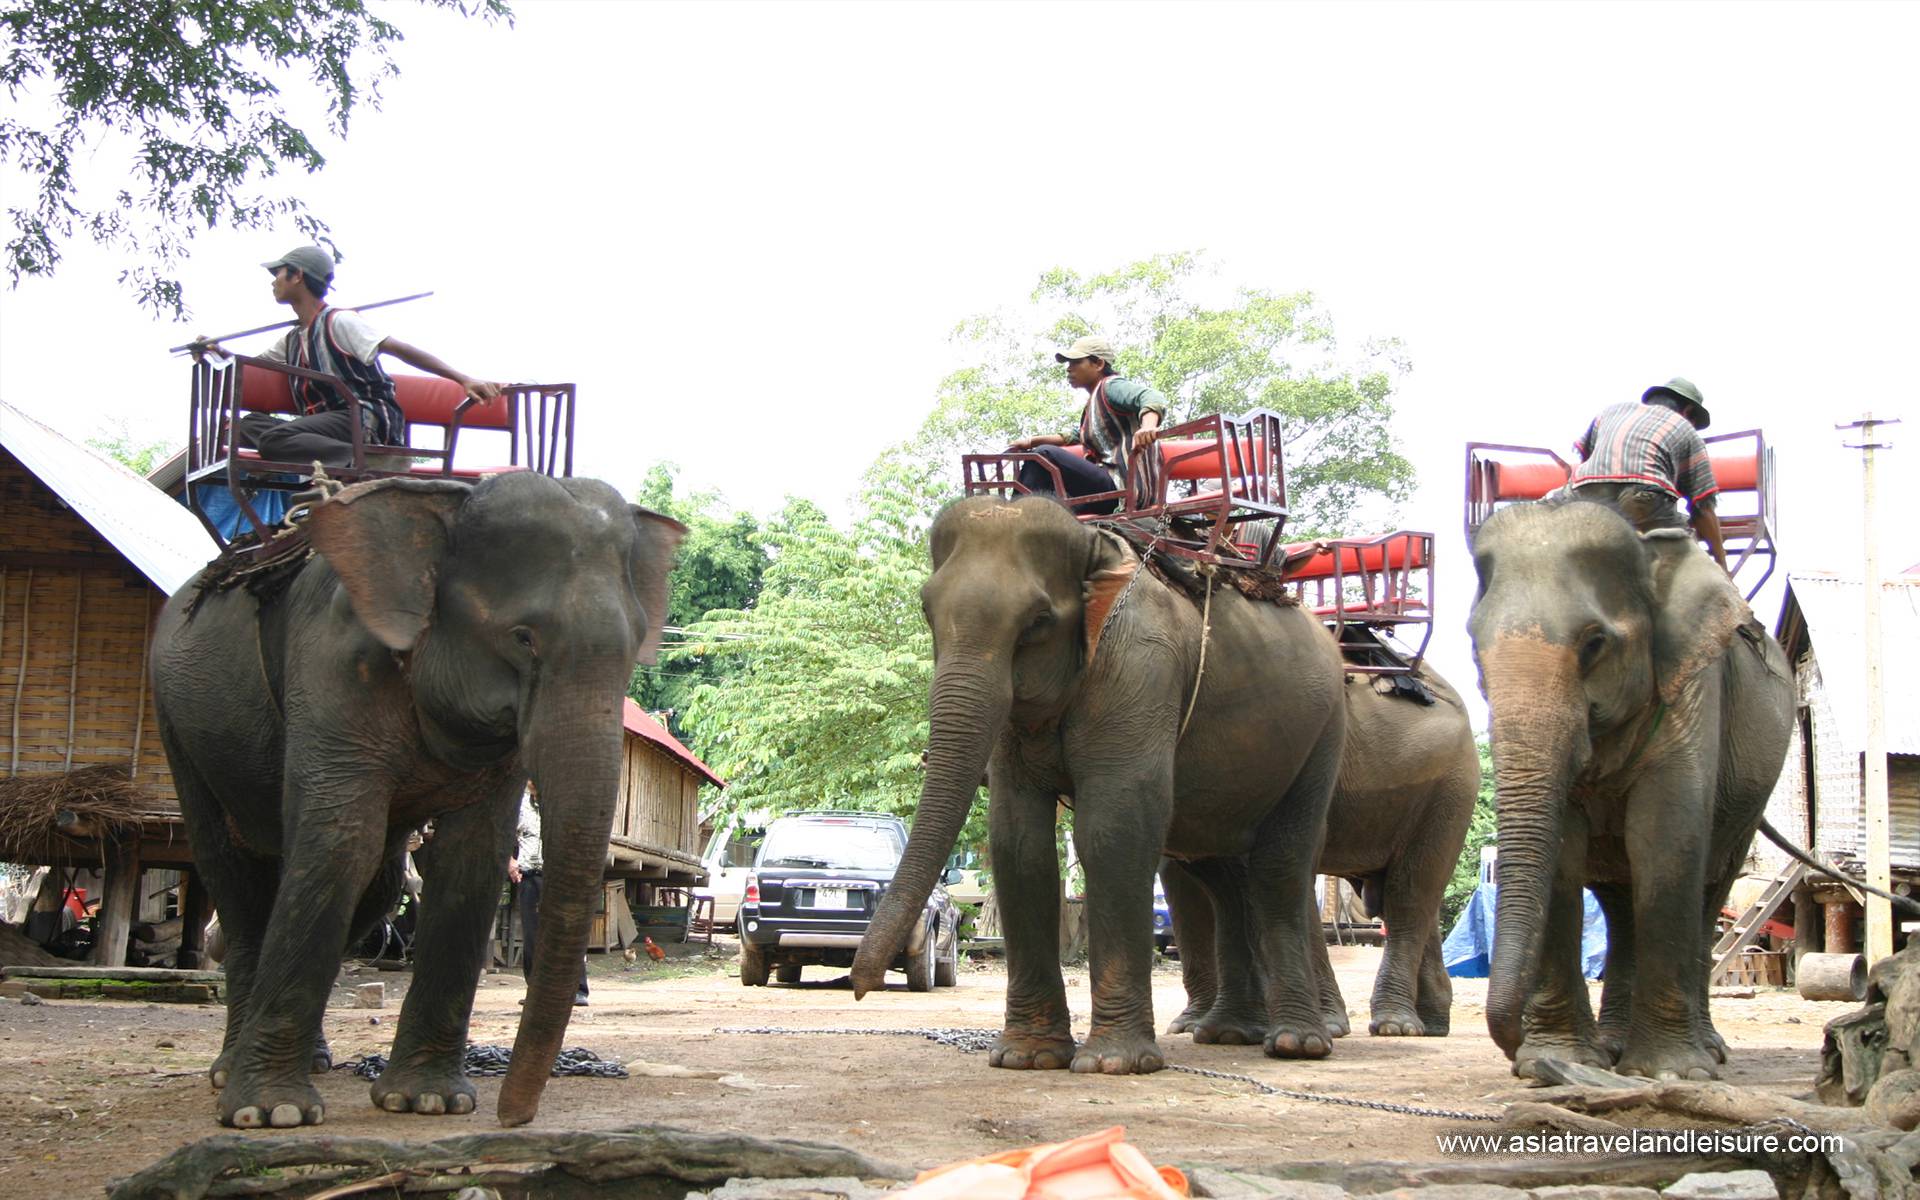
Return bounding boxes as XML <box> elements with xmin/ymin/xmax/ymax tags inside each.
<box><xmin>1794</xmin><ymin>886</ymin><xmax>1822</xmax><ymax>967</ymax></box>
<box><xmin>176</xmin><ymin>870</ymin><xmax>209</xmax><ymax>970</ymax></box>
<box><xmin>1839</xmin><ymin>413</ymin><xmax>1900</xmax><ymax>966</ymax></box>
<box><xmin>90</xmin><ymin>844</ymin><xmax>142</xmax><ymax>968</ymax></box>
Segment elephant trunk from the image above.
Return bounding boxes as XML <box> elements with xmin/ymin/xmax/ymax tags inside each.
<box><xmin>496</xmin><ymin>676</ymin><xmax>625</xmax><ymax>1126</ymax></box>
<box><xmin>851</xmin><ymin>652</ymin><xmax>1009</xmax><ymax>998</ymax></box>
<box><xmin>1479</xmin><ymin>637</ymin><xmax>1584</xmax><ymax>1059</ymax></box>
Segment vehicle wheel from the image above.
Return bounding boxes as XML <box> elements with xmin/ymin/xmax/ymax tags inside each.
<box><xmin>775</xmin><ymin>963</ymin><xmax>802</xmax><ymax>984</ymax></box>
<box><xmin>739</xmin><ymin>942</ymin><xmax>769</xmax><ymax>987</ymax></box>
<box><xmin>934</xmin><ymin>927</ymin><xmax>958</xmax><ymax>988</ymax></box>
<box><xmin>905</xmin><ymin>923</ymin><xmax>936</xmax><ymax>993</ymax></box>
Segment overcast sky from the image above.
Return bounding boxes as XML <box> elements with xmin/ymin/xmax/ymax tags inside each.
<box><xmin>3</xmin><ymin>1</ymin><xmax>1915</xmax><ymax>728</ymax></box>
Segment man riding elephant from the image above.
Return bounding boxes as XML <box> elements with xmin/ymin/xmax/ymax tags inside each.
<box><xmin>1566</xmin><ymin>377</ymin><xmax>1727</xmax><ymax>570</ymax></box>
<box><xmin>1007</xmin><ymin>335</ymin><xmax>1168</xmax><ymax>514</ymax></box>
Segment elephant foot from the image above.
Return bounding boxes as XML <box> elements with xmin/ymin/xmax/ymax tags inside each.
<box><xmin>1265</xmin><ymin>1020</ymin><xmax>1333</xmax><ymax>1060</ymax></box>
<box><xmin>311</xmin><ymin>1034</ymin><xmax>334</xmax><ymax>1075</ymax></box>
<box><xmin>1071</xmin><ymin>1030</ymin><xmax>1165</xmax><ymax>1075</ymax></box>
<box><xmin>1165</xmin><ymin>1002</ymin><xmax>1208</xmax><ymax>1037</ymax></box>
<box><xmin>1616</xmin><ymin>1040</ymin><xmax>1720</xmax><ymax>1082</ymax></box>
<box><xmin>209</xmin><ymin>1050</ymin><xmax>231</xmax><ymax>1091</ymax></box>
<box><xmin>370</xmin><ymin>1056</ymin><xmax>478</xmax><ymax>1116</ymax></box>
<box><xmin>1703</xmin><ymin>1025</ymin><xmax>1729</xmax><ymax>1065</ymax></box>
<box><xmin>1594</xmin><ymin>1026</ymin><xmax>1629</xmax><ymax>1064</ymax></box>
<box><xmin>1324</xmin><ymin>1008</ymin><xmax>1352</xmax><ymax>1039</ymax></box>
<box><xmin>219</xmin><ymin>1072</ymin><xmax>325</xmax><ymax>1128</ymax></box>
<box><xmin>1191</xmin><ymin>1007</ymin><xmax>1268</xmax><ymax>1047</ymax></box>
<box><xmin>1368</xmin><ymin>1007</ymin><xmax>1427</xmax><ymax>1037</ymax></box>
<box><xmin>989</xmin><ymin>1032</ymin><xmax>1074</xmax><ymax>1071</ymax></box>
<box><xmin>1512</xmin><ymin>1035</ymin><xmax>1611</xmax><ymax>1080</ymax></box>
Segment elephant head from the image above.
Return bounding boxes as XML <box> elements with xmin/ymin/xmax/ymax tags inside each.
<box><xmin>851</xmin><ymin>496</ymin><xmax>1134</xmax><ymax>996</ymax></box>
<box><xmin>306</xmin><ymin>473</ymin><xmax>683</xmax><ymax>1124</ymax></box>
<box><xmin>1465</xmin><ymin>498</ymin><xmax>1748</xmax><ymax>1058</ymax></box>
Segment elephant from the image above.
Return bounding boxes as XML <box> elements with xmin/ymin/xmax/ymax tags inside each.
<box><xmin>850</xmin><ymin>495</ymin><xmax>1348</xmax><ymax>1072</ymax></box>
<box><xmin>1163</xmin><ymin>662</ymin><xmax>1480</xmax><ymax>1043</ymax></box>
<box><xmin>149</xmin><ymin>473</ymin><xmax>682</xmax><ymax>1127</ymax></box>
<box><xmin>1467</xmin><ymin>497</ymin><xmax>1792</xmax><ymax>1080</ymax></box>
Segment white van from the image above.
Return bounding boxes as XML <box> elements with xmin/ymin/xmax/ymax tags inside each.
<box><xmin>693</xmin><ymin>818</ymin><xmax>766</xmax><ymax>930</ymax></box>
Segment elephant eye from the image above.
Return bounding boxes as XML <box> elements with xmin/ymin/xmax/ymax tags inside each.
<box><xmin>1018</xmin><ymin>609</ymin><xmax>1055</xmax><ymax>644</ymax></box>
<box><xmin>512</xmin><ymin>626</ymin><xmax>537</xmax><ymax>653</ymax></box>
<box><xmin>1578</xmin><ymin>628</ymin><xmax>1609</xmax><ymax>672</ymax></box>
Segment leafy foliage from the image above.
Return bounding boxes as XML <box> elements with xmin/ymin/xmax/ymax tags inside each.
<box><xmin>881</xmin><ymin>251</ymin><xmax>1415</xmax><ymax>536</ymax></box>
<box><xmin>627</xmin><ymin>464</ymin><xmax>767</xmax><ymax>742</ymax></box>
<box><xmin>86</xmin><ymin>421</ymin><xmax>173</xmax><ymax>476</ymax></box>
<box><xmin>0</xmin><ymin>0</ymin><xmax>511</xmax><ymax>317</ymax></box>
<box><xmin>1439</xmin><ymin>738</ymin><xmax>1497</xmax><ymax>936</ymax></box>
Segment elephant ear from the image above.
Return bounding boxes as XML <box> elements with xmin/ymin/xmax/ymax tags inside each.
<box><xmin>628</xmin><ymin>506</ymin><xmax>688</xmax><ymax>665</ymax></box>
<box><xmin>1645</xmin><ymin>530</ymin><xmax>1751</xmax><ymax>706</ymax></box>
<box><xmin>1082</xmin><ymin>528</ymin><xmax>1139</xmax><ymax>666</ymax></box>
<box><xmin>305</xmin><ymin>478</ymin><xmax>471</xmax><ymax>652</ymax></box>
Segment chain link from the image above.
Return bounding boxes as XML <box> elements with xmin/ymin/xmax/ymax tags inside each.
<box><xmin>716</xmin><ymin>1026</ymin><xmax>1500</xmax><ymax>1122</ymax></box>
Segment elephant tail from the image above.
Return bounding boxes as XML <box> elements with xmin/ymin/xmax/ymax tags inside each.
<box><xmin>1757</xmin><ymin>817</ymin><xmax>1920</xmax><ymax>917</ymax></box>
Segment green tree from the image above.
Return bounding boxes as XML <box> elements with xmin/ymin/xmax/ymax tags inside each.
<box><xmin>1439</xmin><ymin>738</ymin><xmax>1498</xmax><ymax>936</ymax></box>
<box><xmin>86</xmin><ymin>420</ymin><xmax>172</xmax><ymax>475</ymax></box>
<box><xmin>627</xmin><ymin>463</ymin><xmax>767</xmax><ymax>741</ymax></box>
<box><xmin>883</xmin><ymin>251</ymin><xmax>1414</xmax><ymax>536</ymax></box>
<box><xmin>676</xmin><ymin>466</ymin><xmax>969</xmax><ymax>836</ymax></box>
<box><xmin>1</xmin><ymin>0</ymin><xmax>511</xmax><ymax>317</ymax></box>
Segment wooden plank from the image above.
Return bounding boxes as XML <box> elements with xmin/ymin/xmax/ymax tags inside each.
<box><xmin>2</xmin><ymin>965</ymin><xmax>225</xmax><ymax>982</ymax></box>
<box><xmin>1710</xmin><ymin>860</ymin><xmax>1806</xmax><ymax>983</ymax></box>
<box><xmin>89</xmin><ymin>845</ymin><xmax>140</xmax><ymax>968</ymax></box>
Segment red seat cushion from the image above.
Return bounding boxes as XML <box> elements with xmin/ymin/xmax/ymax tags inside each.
<box><xmin>1156</xmin><ymin>438</ymin><xmax>1268</xmax><ymax>481</ymax></box>
<box><xmin>237</xmin><ymin>366</ymin><xmax>509</xmax><ymax>430</ymax></box>
<box><xmin>1493</xmin><ymin>460</ymin><xmax>1572</xmax><ymax>501</ymax></box>
<box><xmin>1283</xmin><ymin>537</ymin><xmax>1427</xmax><ymax>581</ymax></box>
<box><xmin>1708</xmin><ymin>450</ymin><xmax>1758</xmax><ymax>492</ymax></box>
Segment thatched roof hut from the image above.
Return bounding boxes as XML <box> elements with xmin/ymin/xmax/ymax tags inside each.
<box><xmin>0</xmin><ymin>401</ymin><xmax>218</xmax><ymax>966</ymax></box>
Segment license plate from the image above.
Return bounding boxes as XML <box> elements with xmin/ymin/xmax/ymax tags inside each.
<box><xmin>811</xmin><ymin>887</ymin><xmax>849</xmax><ymax>909</ymax></box>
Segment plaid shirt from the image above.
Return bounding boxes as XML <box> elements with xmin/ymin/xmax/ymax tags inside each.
<box><xmin>1571</xmin><ymin>403</ymin><xmax>1719</xmax><ymax>503</ymax></box>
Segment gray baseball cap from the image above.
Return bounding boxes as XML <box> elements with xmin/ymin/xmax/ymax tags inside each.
<box><xmin>261</xmin><ymin>245</ymin><xmax>335</xmax><ymax>284</ymax></box>
<box><xmin>1642</xmin><ymin>377</ymin><xmax>1711</xmax><ymax>430</ymax></box>
<box><xmin>1055</xmin><ymin>335</ymin><xmax>1117</xmax><ymax>364</ymax></box>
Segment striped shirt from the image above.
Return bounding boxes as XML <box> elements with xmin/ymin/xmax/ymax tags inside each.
<box><xmin>1071</xmin><ymin>376</ymin><xmax>1168</xmax><ymax>504</ymax></box>
<box><xmin>1571</xmin><ymin>403</ymin><xmax>1718</xmax><ymax>503</ymax></box>
<box><xmin>260</xmin><ymin>307</ymin><xmax>406</xmax><ymax>446</ymax></box>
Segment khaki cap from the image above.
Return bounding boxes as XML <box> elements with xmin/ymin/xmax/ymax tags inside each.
<box><xmin>261</xmin><ymin>245</ymin><xmax>335</xmax><ymax>285</ymax></box>
<box><xmin>1641</xmin><ymin>377</ymin><xmax>1711</xmax><ymax>430</ymax></box>
<box><xmin>1055</xmin><ymin>335</ymin><xmax>1117</xmax><ymax>364</ymax></box>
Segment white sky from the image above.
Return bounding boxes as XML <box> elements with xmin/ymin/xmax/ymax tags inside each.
<box><xmin>3</xmin><ymin>0</ymin><xmax>1916</xmax><ymax>729</ymax></box>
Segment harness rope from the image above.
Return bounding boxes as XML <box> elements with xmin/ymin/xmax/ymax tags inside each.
<box><xmin>1176</xmin><ymin>567</ymin><xmax>1216</xmax><ymax>744</ymax></box>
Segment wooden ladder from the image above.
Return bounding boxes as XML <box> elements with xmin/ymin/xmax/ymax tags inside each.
<box><xmin>1709</xmin><ymin>860</ymin><xmax>1808</xmax><ymax>984</ymax></box>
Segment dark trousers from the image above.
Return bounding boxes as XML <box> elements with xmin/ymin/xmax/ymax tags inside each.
<box><xmin>237</xmin><ymin>410</ymin><xmax>361</xmax><ymax>469</ymax></box>
<box><xmin>1569</xmin><ymin>480</ymin><xmax>1688</xmax><ymax>533</ymax></box>
<box><xmin>517</xmin><ymin>870</ymin><xmax>588</xmax><ymax>996</ymax></box>
<box><xmin>1015</xmin><ymin>445</ymin><xmax>1120</xmax><ymax>515</ymax></box>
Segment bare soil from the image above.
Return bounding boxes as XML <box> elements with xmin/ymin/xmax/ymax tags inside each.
<box><xmin>0</xmin><ymin>943</ymin><xmax>1837</xmax><ymax>1196</ymax></box>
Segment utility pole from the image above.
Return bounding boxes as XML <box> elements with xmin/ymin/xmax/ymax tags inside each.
<box><xmin>1839</xmin><ymin>413</ymin><xmax>1900</xmax><ymax>965</ymax></box>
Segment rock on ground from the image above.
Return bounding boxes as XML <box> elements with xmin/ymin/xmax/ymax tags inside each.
<box><xmin>1659</xmin><ymin>1170</ymin><xmax>1778</xmax><ymax>1200</ymax></box>
<box><xmin>686</xmin><ymin>1178</ymin><xmax>899</xmax><ymax>1200</ymax></box>
<box><xmin>1187</xmin><ymin>1170</ymin><xmax>1348</xmax><ymax>1199</ymax></box>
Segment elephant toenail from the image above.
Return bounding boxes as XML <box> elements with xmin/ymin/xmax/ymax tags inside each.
<box><xmin>306</xmin><ymin>1105</ymin><xmax>325</xmax><ymax>1124</ymax></box>
<box><xmin>232</xmin><ymin>1106</ymin><xmax>263</xmax><ymax>1128</ymax></box>
<box><xmin>268</xmin><ymin>1103</ymin><xmax>304</xmax><ymax>1127</ymax></box>
<box><xmin>210</xmin><ymin>1070</ymin><xmax>228</xmax><ymax>1089</ymax></box>
<box><xmin>415</xmin><ymin>1094</ymin><xmax>445</xmax><ymax>1115</ymax></box>
<box><xmin>450</xmin><ymin>1094</ymin><xmax>475</xmax><ymax>1114</ymax></box>
<box><xmin>381</xmin><ymin>1093</ymin><xmax>410</xmax><ymax>1113</ymax></box>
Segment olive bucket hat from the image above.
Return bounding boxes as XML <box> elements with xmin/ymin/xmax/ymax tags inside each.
<box><xmin>1642</xmin><ymin>377</ymin><xmax>1711</xmax><ymax>430</ymax></box>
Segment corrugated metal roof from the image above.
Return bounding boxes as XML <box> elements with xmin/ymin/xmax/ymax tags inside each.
<box><xmin>1780</xmin><ymin>572</ymin><xmax>1920</xmax><ymax>756</ymax></box>
<box><xmin>0</xmin><ymin>401</ymin><xmax>217</xmax><ymax>594</ymax></box>
<box><xmin>622</xmin><ymin>697</ymin><xmax>726</xmax><ymax>789</ymax></box>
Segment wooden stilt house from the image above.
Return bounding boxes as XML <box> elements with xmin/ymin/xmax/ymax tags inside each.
<box><xmin>0</xmin><ymin>402</ymin><xmax>219</xmax><ymax>968</ymax></box>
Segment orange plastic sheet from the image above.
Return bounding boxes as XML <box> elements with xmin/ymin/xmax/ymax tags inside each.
<box><xmin>895</xmin><ymin>1125</ymin><xmax>1188</xmax><ymax>1200</ymax></box>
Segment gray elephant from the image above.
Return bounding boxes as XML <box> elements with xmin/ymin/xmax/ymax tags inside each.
<box><xmin>150</xmin><ymin>474</ymin><xmax>682</xmax><ymax>1127</ymax></box>
<box><xmin>1164</xmin><ymin>662</ymin><xmax>1479</xmax><ymax>1042</ymax></box>
<box><xmin>1467</xmin><ymin>499</ymin><xmax>1791</xmax><ymax>1080</ymax></box>
<box><xmin>851</xmin><ymin>495</ymin><xmax>1348</xmax><ymax>1071</ymax></box>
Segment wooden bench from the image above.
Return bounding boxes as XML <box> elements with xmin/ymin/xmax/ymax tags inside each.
<box><xmin>1464</xmin><ymin>429</ymin><xmax>1776</xmax><ymax>599</ymax></box>
<box><xmin>186</xmin><ymin>356</ymin><xmax>577</xmax><ymax>543</ymax></box>
<box><xmin>961</xmin><ymin>409</ymin><xmax>1290</xmax><ymax>568</ymax></box>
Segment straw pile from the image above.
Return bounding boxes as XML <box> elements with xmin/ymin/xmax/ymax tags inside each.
<box><xmin>0</xmin><ymin>765</ymin><xmax>151</xmax><ymax>853</ymax></box>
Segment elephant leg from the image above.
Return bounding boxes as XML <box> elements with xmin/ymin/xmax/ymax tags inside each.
<box><xmin>160</xmin><ymin>723</ymin><xmax>278</xmax><ymax>1091</ymax></box>
<box><xmin>1514</xmin><ymin>814</ymin><xmax>1604</xmax><ymax>1079</ymax></box>
<box><xmin>1247</xmin><ymin>742</ymin><xmax>1342</xmax><ymax>1060</ymax></box>
<box><xmin>1369</xmin><ymin>864</ymin><xmax>1432</xmax><ymax>1036</ymax></box>
<box><xmin>319</xmin><ymin>847</ymin><xmax>411</xmax><ymax>1075</ymax></box>
<box><xmin>1067</xmin><ymin>772</ymin><xmax>1169</xmax><ymax>1075</ymax></box>
<box><xmin>1185</xmin><ymin>857</ymin><xmax>1269</xmax><ymax>1046</ymax></box>
<box><xmin>1694</xmin><ymin>842</ymin><xmax>1749</xmax><ymax>1066</ymax></box>
<box><xmin>1614</xmin><ymin>769</ymin><xmax>1718</xmax><ymax>1081</ymax></box>
<box><xmin>372</xmin><ymin>780</ymin><xmax>517</xmax><ymax>1116</ymax></box>
<box><xmin>1591</xmin><ymin>882</ymin><xmax>1635</xmax><ymax>1063</ymax></box>
<box><xmin>1160</xmin><ymin>857</ymin><xmax>1216</xmax><ymax>1036</ymax></box>
<box><xmin>217</xmin><ymin>766</ymin><xmax>388</xmax><ymax>1129</ymax></box>
<box><xmin>1414</xmin><ymin>923</ymin><xmax>1453</xmax><ymax>1036</ymax></box>
<box><xmin>985</xmin><ymin>770</ymin><xmax>1073</xmax><ymax>1071</ymax></box>
<box><xmin>1310</xmin><ymin>890</ymin><xmax>1350</xmax><ymax>1037</ymax></box>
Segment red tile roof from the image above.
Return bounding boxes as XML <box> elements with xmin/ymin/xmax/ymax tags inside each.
<box><xmin>622</xmin><ymin>698</ymin><xmax>725</xmax><ymax>789</ymax></box>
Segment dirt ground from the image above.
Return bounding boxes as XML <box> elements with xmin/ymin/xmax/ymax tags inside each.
<box><xmin>0</xmin><ymin>941</ymin><xmax>1839</xmax><ymax>1196</ymax></box>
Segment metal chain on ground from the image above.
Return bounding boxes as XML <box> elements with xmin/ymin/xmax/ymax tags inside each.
<box><xmin>336</xmin><ymin>1044</ymin><xmax>628</xmax><ymax>1080</ymax></box>
<box><xmin>716</xmin><ymin>1026</ymin><xmax>1500</xmax><ymax>1122</ymax></box>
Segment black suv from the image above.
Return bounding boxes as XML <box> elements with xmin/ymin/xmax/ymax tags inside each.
<box><xmin>737</xmin><ymin>812</ymin><xmax>960</xmax><ymax>990</ymax></box>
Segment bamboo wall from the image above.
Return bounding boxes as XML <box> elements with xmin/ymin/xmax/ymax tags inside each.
<box><xmin>0</xmin><ymin>452</ymin><xmax>176</xmax><ymax>811</ymax></box>
<box><xmin>614</xmin><ymin>736</ymin><xmax>702</xmax><ymax>859</ymax></box>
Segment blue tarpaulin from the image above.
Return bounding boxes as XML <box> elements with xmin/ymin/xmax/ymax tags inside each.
<box><xmin>1442</xmin><ymin>882</ymin><xmax>1609</xmax><ymax>980</ymax></box>
<box><xmin>189</xmin><ymin>484</ymin><xmax>289</xmax><ymax>541</ymax></box>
